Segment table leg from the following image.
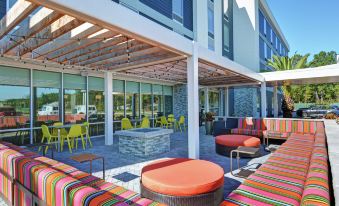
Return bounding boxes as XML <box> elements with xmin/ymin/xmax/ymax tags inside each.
<box><xmin>90</xmin><ymin>160</ymin><xmax>92</xmax><ymax>175</ymax></box>
<box><xmin>230</xmin><ymin>150</ymin><xmax>235</xmax><ymax>176</ymax></box>
<box><xmin>58</xmin><ymin>129</ymin><xmax>61</xmax><ymax>152</ymax></box>
<box><xmin>102</xmin><ymin>157</ymin><xmax>105</xmax><ymax>180</ymax></box>
<box><xmin>237</xmin><ymin>152</ymin><xmax>240</xmax><ymax>170</ymax></box>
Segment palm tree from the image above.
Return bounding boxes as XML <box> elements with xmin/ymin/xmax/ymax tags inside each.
<box><xmin>267</xmin><ymin>55</ymin><xmax>309</xmax><ymax>118</ymax></box>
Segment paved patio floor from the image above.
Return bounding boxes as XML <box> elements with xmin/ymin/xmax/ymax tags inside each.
<box><xmin>0</xmin><ymin>127</ymin><xmax>271</xmax><ymax>205</ymax></box>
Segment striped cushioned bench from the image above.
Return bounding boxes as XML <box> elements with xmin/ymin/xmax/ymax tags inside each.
<box><xmin>221</xmin><ymin>122</ymin><xmax>330</xmax><ymax>206</ymax></box>
<box><xmin>230</xmin><ymin>118</ymin><xmax>264</xmax><ymax>137</ymax></box>
<box><xmin>34</xmin><ymin>156</ymin><xmax>158</xmax><ymax>205</ymax></box>
<box><xmin>0</xmin><ymin>142</ymin><xmax>164</xmax><ymax>206</ymax></box>
<box><xmin>263</xmin><ymin>119</ymin><xmax>321</xmax><ymax>141</ymax></box>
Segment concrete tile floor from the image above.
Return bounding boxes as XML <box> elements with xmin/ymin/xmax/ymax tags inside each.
<box><xmin>0</xmin><ymin>127</ymin><xmax>271</xmax><ymax>205</ymax></box>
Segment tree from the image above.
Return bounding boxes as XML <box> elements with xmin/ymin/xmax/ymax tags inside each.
<box><xmin>267</xmin><ymin>54</ymin><xmax>310</xmax><ymax>117</ymax></box>
<box><xmin>308</xmin><ymin>51</ymin><xmax>338</xmax><ymax>104</ymax></box>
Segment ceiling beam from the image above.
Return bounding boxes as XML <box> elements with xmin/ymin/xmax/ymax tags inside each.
<box><xmin>33</xmin><ymin>22</ymin><xmax>102</xmax><ymax>58</ymax></box>
<box><xmin>45</xmin><ymin>29</ymin><xmax>116</xmax><ymax>60</ymax></box>
<box><xmin>68</xmin><ymin>39</ymin><xmax>143</xmax><ymax>65</ymax></box>
<box><xmin>95</xmin><ymin>48</ymin><xmax>169</xmax><ymax>69</ymax></box>
<box><xmin>109</xmin><ymin>55</ymin><xmax>185</xmax><ymax>71</ymax></box>
<box><xmin>0</xmin><ymin>0</ymin><xmax>38</xmax><ymax>39</ymax></box>
<box><xmin>17</xmin><ymin>15</ymin><xmax>84</xmax><ymax>56</ymax></box>
<box><xmin>1</xmin><ymin>8</ymin><xmax>62</xmax><ymax>55</ymax></box>
<box><xmin>88</xmin><ymin>46</ymin><xmax>157</xmax><ymax>67</ymax></box>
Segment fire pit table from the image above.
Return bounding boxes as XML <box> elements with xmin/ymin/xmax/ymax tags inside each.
<box><xmin>116</xmin><ymin>128</ymin><xmax>173</xmax><ymax>157</ymax></box>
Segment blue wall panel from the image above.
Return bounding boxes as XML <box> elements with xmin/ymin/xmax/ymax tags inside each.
<box><xmin>183</xmin><ymin>0</ymin><xmax>193</xmax><ymax>31</ymax></box>
<box><xmin>140</xmin><ymin>0</ymin><xmax>172</xmax><ymax>19</ymax></box>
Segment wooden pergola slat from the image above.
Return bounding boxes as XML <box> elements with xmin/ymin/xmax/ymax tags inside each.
<box><xmin>18</xmin><ymin>15</ymin><xmax>84</xmax><ymax>56</ymax></box>
<box><xmin>63</xmin><ymin>36</ymin><xmax>130</xmax><ymax>64</ymax></box>
<box><xmin>1</xmin><ymin>8</ymin><xmax>62</xmax><ymax>55</ymax></box>
<box><xmin>45</xmin><ymin>29</ymin><xmax>117</xmax><ymax>60</ymax></box>
<box><xmin>0</xmin><ymin>0</ymin><xmax>38</xmax><ymax>39</ymax></box>
<box><xmin>33</xmin><ymin>22</ymin><xmax>102</xmax><ymax>58</ymax></box>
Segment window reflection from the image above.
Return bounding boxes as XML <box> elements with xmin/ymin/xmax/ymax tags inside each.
<box><xmin>0</xmin><ymin>85</ymin><xmax>30</xmax><ymax>129</ymax></box>
<box><xmin>64</xmin><ymin>89</ymin><xmax>87</xmax><ymax>124</ymax></box>
<box><xmin>34</xmin><ymin>88</ymin><xmax>60</xmax><ymax>125</ymax></box>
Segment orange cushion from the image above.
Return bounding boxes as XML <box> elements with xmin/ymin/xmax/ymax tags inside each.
<box><xmin>141</xmin><ymin>158</ymin><xmax>224</xmax><ymax>196</ymax></box>
<box><xmin>215</xmin><ymin>135</ymin><xmax>260</xmax><ymax>147</ymax></box>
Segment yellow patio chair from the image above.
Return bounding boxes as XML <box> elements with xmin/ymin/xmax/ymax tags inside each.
<box><xmin>177</xmin><ymin>116</ymin><xmax>186</xmax><ymax>132</ymax></box>
<box><xmin>81</xmin><ymin>122</ymin><xmax>92</xmax><ymax>148</ymax></box>
<box><xmin>67</xmin><ymin>124</ymin><xmax>84</xmax><ymax>152</ymax></box>
<box><xmin>121</xmin><ymin>118</ymin><xmax>133</xmax><ymax>130</ymax></box>
<box><xmin>155</xmin><ymin>116</ymin><xmax>162</xmax><ymax>127</ymax></box>
<box><xmin>40</xmin><ymin>125</ymin><xmax>58</xmax><ymax>154</ymax></box>
<box><xmin>158</xmin><ymin>116</ymin><xmax>171</xmax><ymax>128</ymax></box>
<box><xmin>139</xmin><ymin>117</ymin><xmax>150</xmax><ymax>128</ymax></box>
<box><xmin>167</xmin><ymin>114</ymin><xmax>175</xmax><ymax>129</ymax></box>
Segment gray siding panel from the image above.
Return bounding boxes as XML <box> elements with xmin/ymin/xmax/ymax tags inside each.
<box><xmin>140</xmin><ymin>0</ymin><xmax>172</xmax><ymax>18</ymax></box>
<box><xmin>183</xmin><ymin>0</ymin><xmax>193</xmax><ymax>31</ymax></box>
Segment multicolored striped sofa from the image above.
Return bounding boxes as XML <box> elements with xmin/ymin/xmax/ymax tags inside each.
<box><xmin>221</xmin><ymin>121</ymin><xmax>331</xmax><ymax>206</ymax></box>
<box><xmin>0</xmin><ymin>141</ymin><xmax>164</xmax><ymax>206</ymax></box>
<box><xmin>230</xmin><ymin>118</ymin><xmax>265</xmax><ymax>137</ymax></box>
<box><xmin>230</xmin><ymin>118</ymin><xmax>322</xmax><ymax>139</ymax></box>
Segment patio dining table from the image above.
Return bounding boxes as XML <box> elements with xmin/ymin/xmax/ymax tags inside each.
<box><xmin>50</xmin><ymin>124</ymin><xmax>73</xmax><ymax>152</ymax></box>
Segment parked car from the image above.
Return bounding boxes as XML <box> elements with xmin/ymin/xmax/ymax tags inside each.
<box><xmin>38</xmin><ymin>102</ymin><xmax>59</xmax><ymax>116</ymax></box>
<box><xmin>73</xmin><ymin>105</ymin><xmax>97</xmax><ymax>116</ymax></box>
<box><xmin>296</xmin><ymin>105</ymin><xmax>336</xmax><ymax>119</ymax></box>
<box><xmin>327</xmin><ymin>105</ymin><xmax>339</xmax><ymax>116</ymax></box>
<box><xmin>0</xmin><ymin>106</ymin><xmax>16</xmax><ymax>116</ymax></box>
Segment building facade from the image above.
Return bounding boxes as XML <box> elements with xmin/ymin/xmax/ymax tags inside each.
<box><xmin>0</xmin><ymin>0</ymin><xmax>288</xmax><ymax>144</ymax></box>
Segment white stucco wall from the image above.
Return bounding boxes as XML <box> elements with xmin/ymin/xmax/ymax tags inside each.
<box><xmin>232</xmin><ymin>0</ymin><xmax>260</xmax><ymax>72</ymax></box>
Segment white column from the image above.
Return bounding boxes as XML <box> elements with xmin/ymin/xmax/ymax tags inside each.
<box><xmin>204</xmin><ymin>87</ymin><xmax>209</xmax><ymax>112</ymax></box>
<box><xmin>104</xmin><ymin>71</ymin><xmax>113</xmax><ymax>145</ymax></box>
<box><xmin>30</xmin><ymin>69</ymin><xmax>34</xmax><ymax>144</ymax></box>
<box><xmin>194</xmin><ymin>0</ymin><xmax>208</xmax><ymax>48</ymax></box>
<box><xmin>273</xmin><ymin>86</ymin><xmax>279</xmax><ymax>117</ymax></box>
<box><xmin>224</xmin><ymin>87</ymin><xmax>229</xmax><ymax>117</ymax></box>
<box><xmin>260</xmin><ymin>82</ymin><xmax>267</xmax><ymax>118</ymax></box>
<box><xmin>187</xmin><ymin>43</ymin><xmax>200</xmax><ymax>159</ymax></box>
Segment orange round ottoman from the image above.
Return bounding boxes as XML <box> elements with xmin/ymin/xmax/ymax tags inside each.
<box><xmin>215</xmin><ymin>135</ymin><xmax>261</xmax><ymax>157</ymax></box>
<box><xmin>141</xmin><ymin>158</ymin><xmax>224</xmax><ymax>206</ymax></box>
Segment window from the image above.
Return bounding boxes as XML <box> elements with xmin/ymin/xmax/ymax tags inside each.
<box><xmin>208</xmin><ymin>0</ymin><xmax>214</xmax><ymax>50</ymax></box>
<box><xmin>163</xmin><ymin>86</ymin><xmax>173</xmax><ymax>116</ymax></box>
<box><xmin>266</xmin><ymin>23</ymin><xmax>272</xmax><ymax>42</ymax></box>
<box><xmin>266</xmin><ymin>44</ymin><xmax>272</xmax><ymax>60</ymax></box>
<box><xmin>209</xmin><ymin>91</ymin><xmax>220</xmax><ymax>114</ymax></box>
<box><xmin>33</xmin><ymin>70</ymin><xmax>61</xmax><ymax>129</ymax></box>
<box><xmin>63</xmin><ymin>74</ymin><xmax>87</xmax><ymax>124</ymax></box>
<box><xmin>259</xmin><ymin>11</ymin><xmax>265</xmax><ymax>35</ymax></box>
<box><xmin>199</xmin><ymin>90</ymin><xmax>205</xmax><ymax>111</ymax></box>
<box><xmin>126</xmin><ymin>81</ymin><xmax>140</xmax><ymax>119</ymax></box>
<box><xmin>88</xmin><ymin>77</ymin><xmax>104</xmax><ymax>136</ymax></box>
<box><xmin>172</xmin><ymin>0</ymin><xmax>183</xmax><ymax>23</ymax></box>
<box><xmin>141</xmin><ymin>83</ymin><xmax>152</xmax><ymax>119</ymax></box>
<box><xmin>272</xmin><ymin>31</ymin><xmax>276</xmax><ymax>46</ymax></box>
<box><xmin>223</xmin><ymin>23</ymin><xmax>230</xmax><ymax>52</ymax></box>
<box><xmin>259</xmin><ymin>37</ymin><xmax>265</xmax><ymax>60</ymax></box>
<box><xmin>0</xmin><ymin>66</ymin><xmax>30</xmax><ymax>135</ymax></box>
<box><xmin>153</xmin><ymin>84</ymin><xmax>163</xmax><ymax>118</ymax></box>
<box><xmin>113</xmin><ymin>79</ymin><xmax>125</xmax><ymax>121</ymax></box>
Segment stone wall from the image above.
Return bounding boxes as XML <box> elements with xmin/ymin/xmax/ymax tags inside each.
<box><xmin>173</xmin><ymin>84</ymin><xmax>188</xmax><ymax>122</ymax></box>
<box><xmin>233</xmin><ymin>87</ymin><xmax>259</xmax><ymax>117</ymax></box>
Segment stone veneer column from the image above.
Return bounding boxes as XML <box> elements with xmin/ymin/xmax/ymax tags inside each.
<box><xmin>233</xmin><ymin>87</ymin><xmax>258</xmax><ymax>117</ymax></box>
<box><xmin>173</xmin><ymin>84</ymin><xmax>188</xmax><ymax>122</ymax></box>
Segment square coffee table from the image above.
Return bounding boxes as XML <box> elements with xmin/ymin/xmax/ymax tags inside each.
<box><xmin>230</xmin><ymin>146</ymin><xmax>261</xmax><ymax>178</ymax></box>
<box><xmin>70</xmin><ymin>153</ymin><xmax>105</xmax><ymax>180</ymax></box>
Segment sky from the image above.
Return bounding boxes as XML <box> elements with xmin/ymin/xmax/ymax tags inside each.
<box><xmin>266</xmin><ymin>0</ymin><xmax>339</xmax><ymax>57</ymax></box>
